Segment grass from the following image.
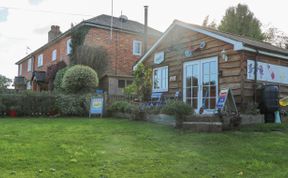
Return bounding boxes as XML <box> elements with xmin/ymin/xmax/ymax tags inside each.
<box><xmin>0</xmin><ymin>118</ymin><xmax>288</xmax><ymax>178</ymax></box>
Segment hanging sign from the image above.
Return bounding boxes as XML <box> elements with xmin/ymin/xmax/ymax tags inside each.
<box><xmin>216</xmin><ymin>88</ymin><xmax>238</xmax><ymax>114</ymax></box>
<box><xmin>154</xmin><ymin>51</ymin><xmax>165</xmax><ymax>64</ymax></box>
<box><xmin>89</xmin><ymin>96</ymin><xmax>104</xmax><ymax>117</ymax></box>
<box><xmin>247</xmin><ymin>60</ymin><xmax>288</xmax><ymax>84</ymax></box>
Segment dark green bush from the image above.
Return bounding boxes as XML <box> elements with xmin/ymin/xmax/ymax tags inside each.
<box><xmin>108</xmin><ymin>101</ymin><xmax>136</xmax><ymax>114</ymax></box>
<box><xmin>62</xmin><ymin>65</ymin><xmax>99</xmax><ymax>94</ymax></box>
<box><xmin>161</xmin><ymin>100</ymin><xmax>193</xmax><ymax>117</ymax></box>
<box><xmin>0</xmin><ymin>91</ymin><xmax>57</xmax><ymax>116</ymax></box>
<box><xmin>54</xmin><ymin>67</ymin><xmax>69</xmax><ymax>93</ymax></box>
<box><xmin>56</xmin><ymin>94</ymin><xmax>92</xmax><ymax>116</ymax></box>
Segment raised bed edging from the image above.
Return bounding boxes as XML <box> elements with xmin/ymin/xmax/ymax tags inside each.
<box><xmin>240</xmin><ymin>114</ymin><xmax>264</xmax><ymax>125</ymax></box>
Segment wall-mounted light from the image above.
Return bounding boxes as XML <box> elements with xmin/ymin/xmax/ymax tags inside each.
<box><xmin>221</xmin><ymin>49</ymin><xmax>228</xmax><ymax>62</ymax></box>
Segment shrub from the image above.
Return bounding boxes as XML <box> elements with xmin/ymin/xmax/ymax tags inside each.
<box><xmin>0</xmin><ymin>91</ymin><xmax>57</xmax><ymax>116</ymax></box>
<box><xmin>123</xmin><ymin>83</ymin><xmax>137</xmax><ymax>95</ymax></box>
<box><xmin>62</xmin><ymin>65</ymin><xmax>99</xmax><ymax>94</ymax></box>
<box><xmin>56</xmin><ymin>94</ymin><xmax>92</xmax><ymax>116</ymax></box>
<box><xmin>108</xmin><ymin>101</ymin><xmax>135</xmax><ymax>114</ymax></box>
<box><xmin>161</xmin><ymin>100</ymin><xmax>193</xmax><ymax>117</ymax></box>
<box><xmin>46</xmin><ymin>61</ymin><xmax>67</xmax><ymax>90</ymax></box>
<box><xmin>133</xmin><ymin>63</ymin><xmax>152</xmax><ymax>101</ymax></box>
<box><xmin>54</xmin><ymin>67</ymin><xmax>69</xmax><ymax>93</ymax></box>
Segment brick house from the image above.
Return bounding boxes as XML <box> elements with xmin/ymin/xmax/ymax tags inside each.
<box><xmin>15</xmin><ymin>14</ymin><xmax>162</xmax><ymax>94</ymax></box>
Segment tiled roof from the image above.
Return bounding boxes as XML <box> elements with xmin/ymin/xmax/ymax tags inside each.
<box><xmin>85</xmin><ymin>14</ymin><xmax>162</xmax><ymax>37</ymax></box>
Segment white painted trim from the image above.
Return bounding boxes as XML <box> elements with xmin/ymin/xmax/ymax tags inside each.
<box><xmin>133</xmin><ymin>20</ymin><xmax>288</xmax><ymax>69</ymax></box>
<box><xmin>152</xmin><ymin>66</ymin><xmax>169</xmax><ymax>92</ymax></box>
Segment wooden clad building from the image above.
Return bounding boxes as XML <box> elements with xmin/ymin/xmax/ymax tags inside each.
<box><xmin>134</xmin><ymin>20</ymin><xmax>288</xmax><ymax>114</ymax></box>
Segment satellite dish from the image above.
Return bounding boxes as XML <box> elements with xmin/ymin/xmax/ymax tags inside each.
<box><xmin>119</xmin><ymin>15</ymin><xmax>128</xmax><ymax>23</ymax></box>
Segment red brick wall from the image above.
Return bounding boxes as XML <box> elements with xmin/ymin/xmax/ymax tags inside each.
<box><xmin>18</xmin><ymin>26</ymin><xmax>159</xmax><ymax>86</ymax></box>
<box><xmin>33</xmin><ymin>35</ymin><xmax>71</xmax><ymax>72</ymax></box>
<box><xmin>84</xmin><ymin>28</ymin><xmax>158</xmax><ymax>76</ymax></box>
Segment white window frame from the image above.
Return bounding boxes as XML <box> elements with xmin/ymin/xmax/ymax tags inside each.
<box><xmin>66</xmin><ymin>39</ymin><xmax>72</xmax><ymax>55</ymax></box>
<box><xmin>37</xmin><ymin>54</ymin><xmax>43</xmax><ymax>67</ymax></box>
<box><xmin>52</xmin><ymin>49</ymin><xmax>57</xmax><ymax>61</ymax></box>
<box><xmin>133</xmin><ymin>40</ymin><xmax>142</xmax><ymax>56</ymax></box>
<box><xmin>27</xmin><ymin>58</ymin><xmax>32</xmax><ymax>72</ymax></box>
<box><xmin>19</xmin><ymin>64</ymin><xmax>22</xmax><ymax>76</ymax></box>
<box><xmin>152</xmin><ymin>66</ymin><xmax>168</xmax><ymax>92</ymax></box>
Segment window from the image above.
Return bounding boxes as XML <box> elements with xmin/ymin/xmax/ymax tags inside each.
<box><xmin>38</xmin><ymin>54</ymin><xmax>43</xmax><ymax>67</ymax></box>
<box><xmin>19</xmin><ymin>64</ymin><xmax>22</xmax><ymax>76</ymax></box>
<box><xmin>27</xmin><ymin>58</ymin><xmax>32</xmax><ymax>72</ymax></box>
<box><xmin>66</xmin><ymin>39</ymin><xmax>72</xmax><ymax>55</ymax></box>
<box><xmin>133</xmin><ymin>40</ymin><xmax>142</xmax><ymax>56</ymax></box>
<box><xmin>52</xmin><ymin>49</ymin><xmax>57</xmax><ymax>61</ymax></box>
<box><xmin>118</xmin><ymin>80</ymin><xmax>133</xmax><ymax>89</ymax></box>
<box><xmin>118</xmin><ymin>80</ymin><xmax>126</xmax><ymax>88</ymax></box>
<box><xmin>153</xmin><ymin>66</ymin><xmax>168</xmax><ymax>92</ymax></box>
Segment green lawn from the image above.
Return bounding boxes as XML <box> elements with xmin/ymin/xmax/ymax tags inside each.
<box><xmin>0</xmin><ymin>118</ymin><xmax>288</xmax><ymax>178</ymax></box>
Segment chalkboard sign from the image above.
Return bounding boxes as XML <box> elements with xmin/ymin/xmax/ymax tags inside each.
<box><xmin>89</xmin><ymin>96</ymin><xmax>104</xmax><ymax>117</ymax></box>
<box><xmin>216</xmin><ymin>88</ymin><xmax>238</xmax><ymax>114</ymax></box>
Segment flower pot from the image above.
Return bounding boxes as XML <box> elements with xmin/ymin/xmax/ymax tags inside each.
<box><xmin>9</xmin><ymin>110</ymin><xmax>17</xmax><ymax>117</ymax></box>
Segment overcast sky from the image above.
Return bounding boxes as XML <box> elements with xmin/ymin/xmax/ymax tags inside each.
<box><xmin>1</xmin><ymin>0</ymin><xmax>288</xmax><ymax>81</ymax></box>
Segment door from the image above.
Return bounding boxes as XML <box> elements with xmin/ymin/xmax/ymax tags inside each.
<box><xmin>183</xmin><ymin>57</ymin><xmax>218</xmax><ymax>114</ymax></box>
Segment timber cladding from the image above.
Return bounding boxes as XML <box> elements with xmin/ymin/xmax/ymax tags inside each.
<box><xmin>143</xmin><ymin>25</ymin><xmax>288</xmax><ymax>111</ymax></box>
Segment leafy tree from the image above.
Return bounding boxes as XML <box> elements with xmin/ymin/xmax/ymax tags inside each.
<box><xmin>202</xmin><ymin>15</ymin><xmax>217</xmax><ymax>29</ymax></box>
<box><xmin>0</xmin><ymin>74</ymin><xmax>12</xmax><ymax>89</ymax></box>
<box><xmin>72</xmin><ymin>45</ymin><xmax>108</xmax><ymax>76</ymax></box>
<box><xmin>61</xmin><ymin>65</ymin><xmax>98</xmax><ymax>94</ymax></box>
<box><xmin>264</xmin><ymin>27</ymin><xmax>288</xmax><ymax>49</ymax></box>
<box><xmin>218</xmin><ymin>4</ymin><xmax>266</xmax><ymax>41</ymax></box>
<box><xmin>132</xmin><ymin>63</ymin><xmax>152</xmax><ymax>101</ymax></box>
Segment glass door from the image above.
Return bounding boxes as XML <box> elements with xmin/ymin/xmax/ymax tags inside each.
<box><xmin>183</xmin><ymin>57</ymin><xmax>218</xmax><ymax>114</ymax></box>
<box><xmin>183</xmin><ymin>62</ymin><xmax>200</xmax><ymax>110</ymax></box>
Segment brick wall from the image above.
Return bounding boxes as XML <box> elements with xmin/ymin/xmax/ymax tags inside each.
<box><xmin>84</xmin><ymin>28</ymin><xmax>158</xmax><ymax>76</ymax></box>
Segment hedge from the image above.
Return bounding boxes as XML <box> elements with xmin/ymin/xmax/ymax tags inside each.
<box><xmin>0</xmin><ymin>91</ymin><xmax>93</xmax><ymax>117</ymax></box>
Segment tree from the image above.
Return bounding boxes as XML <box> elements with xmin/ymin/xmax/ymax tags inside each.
<box><xmin>72</xmin><ymin>45</ymin><xmax>108</xmax><ymax>75</ymax></box>
<box><xmin>133</xmin><ymin>63</ymin><xmax>152</xmax><ymax>101</ymax></box>
<box><xmin>202</xmin><ymin>15</ymin><xmax>217</xmax><ymax>29</ymax></box>
<box><xmin>53</xmin><ymin>67</ymin><xmax>69</xmax><ymax>93</ymax></box>
<box><xmin>218</xmin><ymin>4</ymin><xmax>266</xmax><ymax>41</ymax></box>
<box><xmin>264</xmin><ymin>27</ymin><xmax>288</xmax><ymax>49</ymax></box>
<box><xmin>0</xmin><ymin>74</ymin><xmax>12</xmax><ymax>89</ymax></box>
<box><xmin>61</xmin><ymin>65</ymin><xmax>99</xmax><ymax>94</ymax></box>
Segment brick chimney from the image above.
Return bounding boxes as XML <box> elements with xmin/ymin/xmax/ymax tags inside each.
<box><xmin>48</xmin><ymin>25</ymin><xmax>62</xmax><ymax>42</ymax></box>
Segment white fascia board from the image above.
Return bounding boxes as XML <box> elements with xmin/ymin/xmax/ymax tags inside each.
<box><xmin>133</xmin><ymin>23</ymin><xmax>176</xmax><ymax>71</ymax></box>
<box><xmin>242</xmin><ymin>46</ymin><xmax>288</xmax><ymax>60</ymax></box>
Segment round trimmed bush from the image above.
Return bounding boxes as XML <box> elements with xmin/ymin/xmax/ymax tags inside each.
<box><xmin>61</xmin><ymin>65</ymin><xmax>98</xmax><ymax>94</ymax></box>
<box><xmin>54</xmin><ymin>67</ymin><xmax>69</xmax><ymax>92</ymax></box>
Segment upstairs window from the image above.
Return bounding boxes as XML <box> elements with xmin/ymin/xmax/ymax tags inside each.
<box><xmin>52</xmin><ymin>49</ymin><xmax>57</xmax><ymax>61</ymax></box>
<box><xmin>66</xmin><ymin>39</ymin><xmax>72</xmax><ymax>55</ymax></box>
<box><xmin>38</xmin><ymin>54</ymin><xmax>43</xmax><ymax>67</ymax></box>
<box><xmin>133</xmin><ymin>40</ymin><xmax>142</xmax><ymax>56</ymax></box>
<box><xmin>27</xmin><ymin>58</ymin><xmax>32</xmax><ymax>72</ymax></box>
<box><xmin>153</xmin><ymin>66</ymin><xmax>168</xmax><ymax>92</ymax></box>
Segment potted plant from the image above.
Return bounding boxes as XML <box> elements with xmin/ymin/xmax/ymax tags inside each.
<box><xmin>8</xmin><ymin>106</ymin><xmax>18</xmax><ymax>117</ymax></box>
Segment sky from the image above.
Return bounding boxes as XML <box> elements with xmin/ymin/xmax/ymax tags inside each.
<box><xmin>1</xmin><ymin>0</ymin><xmax>288</xmax><ymax>81</ymax></box>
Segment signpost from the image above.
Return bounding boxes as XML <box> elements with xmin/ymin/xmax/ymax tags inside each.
<box><xmin>89</xmin><ymin>95</ymin><xmax>104</xmax><ymax>118</ymax></box>
<box><xmin>216</xmin><ymin>88</ymin><xmax>238</xmax><ymax>115</ymax></box>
